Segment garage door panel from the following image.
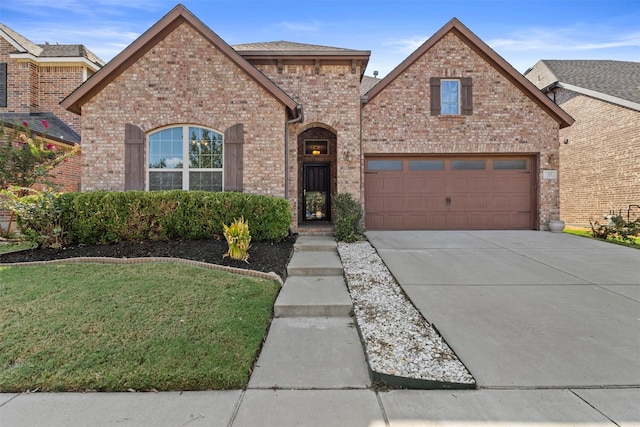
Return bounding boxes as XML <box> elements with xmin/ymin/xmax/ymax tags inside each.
<box><xmin>365</xmin><ymin>156</ymin><xmax>534</xmax><ymax>230</ymax></box>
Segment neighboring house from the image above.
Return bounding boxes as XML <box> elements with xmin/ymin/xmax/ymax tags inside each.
<box><xmin>525</xmin><ymin>60</ymin><xmax>640</xmax><ymax>227</ymax></box>
<box><xmin>0</xmin><ymin>23</ymin><xmax>104</xmax><ymax>230</ymax></box>
<box><xmin>61</xmin><ymin>4</ymin><xmax>572</xmax><ymax>233</ymax></box>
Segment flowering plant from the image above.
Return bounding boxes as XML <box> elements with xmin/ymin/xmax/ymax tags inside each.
<box><xmin>0</xmin><ymin>120</ymin><xmax>80</xmax><ymax>238</ymax></box>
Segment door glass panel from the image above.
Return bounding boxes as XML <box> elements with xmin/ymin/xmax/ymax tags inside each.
<box><xmin>305</xmin><ymin>191</ymin><xmax>327</xmax><ymax>220</ymax></box>
<box><xmin>452</xmin><ymin>160</ymin><xmax>485</xmax><ymax>170</ymax></box>
<box><xmin>493</xmin><ymin>159</ymin><xmax>527</xmax><ymax>170</ymax></box>
<box><xmin>410</xmin><ymin>160</ymin><xmax>444</xmax><ymax>171</ymax></box>
<box><xmin>368</xmin><ymin>160</ymin><xmax>402</xmax><ymax>171</ymax></box>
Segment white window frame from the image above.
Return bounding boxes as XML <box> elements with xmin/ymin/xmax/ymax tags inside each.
<box><xmin>146</xmin><ymin>125</ymin><xmax>224</xmax><ymax>191</ymax></box>
<box><xmin>441</xmin><ymin>79</ymin><xmax>460</xmax><ymax>115</ymax></box>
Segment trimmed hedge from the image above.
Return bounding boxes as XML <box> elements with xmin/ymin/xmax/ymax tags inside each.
<box><xmin>19</xmin><ymin>190</ymin><xmax>292</xmax><ymax>246</ymax></box>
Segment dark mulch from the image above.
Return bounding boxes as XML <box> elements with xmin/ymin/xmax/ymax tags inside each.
<box><xmin>0</xmin><ymin>236</ymin><xmax>297</xmax><ymax>280</ymax></box>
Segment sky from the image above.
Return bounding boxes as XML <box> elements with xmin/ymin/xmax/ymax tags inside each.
<box><xmin>0</xmin><ymin>0</ymin><xmax>638</xmax><ymax>77</ymax></box>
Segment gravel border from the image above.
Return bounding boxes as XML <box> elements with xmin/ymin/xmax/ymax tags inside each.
<box><xmin>338</xmin><ymin>240</ymin><xmax>475</xmax><ymax>387</ymax></box>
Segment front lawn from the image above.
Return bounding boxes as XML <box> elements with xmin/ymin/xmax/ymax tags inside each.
<box><xmin>0</xmin><ymin>262</ymin><xmax>279</xmax><ymax>392</ymax></box>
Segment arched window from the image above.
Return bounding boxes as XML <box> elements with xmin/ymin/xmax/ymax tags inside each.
<box><xmin>147</xmin><ymin>125</ymin><xmax>223</xmax><ymax>191</ymax></box>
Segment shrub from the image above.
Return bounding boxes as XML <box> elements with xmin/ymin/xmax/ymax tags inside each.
<box><xmin>223</xmin><ymin>217</ymin><xmax>251</xmax><ymax>262</ymax></box>
<box><xmin>590</xmin><ymin>215</ymin><xmax>640</xmax><ymax>244</ymax></box>
<box><xmin>16</xmin><ymin>190</ymin><xmax>291</xmax><ymax>246</ymax></box>
<box><xmin>334</xmin><ymin>192</ymin><xmax>365</xmax><ymax>242</ymax></box>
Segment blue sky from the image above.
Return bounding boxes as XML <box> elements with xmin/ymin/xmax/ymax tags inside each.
<box><xmin>1</xmin><ymin>0</ymin><xmax>638</xmax><ymax>76</ymax></box>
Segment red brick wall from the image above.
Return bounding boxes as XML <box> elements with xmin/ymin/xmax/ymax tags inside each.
<box><xmin>0</xmin><ymin>38</ymin><xmax>33</xmax><ymax>113</ymax></box>
<box><xmin>80</xmin><ymin>22</ymin><xmax>286</xmax><ymax>198</ymax></box>
<box><xmin>556</xmin><ymin>90</ymin><xmax>640</xmax><ymax>226</ymax></box>
<box><xmin>38</xmin><ymin>65</ymin><xmax>84</xmax><ymax>134</ymax></box>
<box><xmin>250</xmin><ymin>61</ymin><xmax>364</xmax><ymax>225</ymax></box>
<box><xmin>362</xmin><ymin>32</ymin><xmax>561</xmax><ymax>229</ymax></box>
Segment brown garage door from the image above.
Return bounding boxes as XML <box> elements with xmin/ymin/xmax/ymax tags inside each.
<box><xmin>365</xmin><ymin>156</ymin><xmax>535</xmax><ymax>230</ymax></box>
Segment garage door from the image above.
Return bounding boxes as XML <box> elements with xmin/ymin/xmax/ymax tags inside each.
<box><xmin>364</xmin><ymin>156</ymin><xmax>535</xmax><ymax>230</ymax></box>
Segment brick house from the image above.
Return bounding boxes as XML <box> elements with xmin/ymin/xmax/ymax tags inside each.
<box><xmin>62</xmin><ymin>4</ymin><xmax>573</xmax><ymax>233</ymax></box>
<box><xmin>525</xmin><ymin>60</ymin><xmax>640</xmax><ymax>227</ymax></box>
<box><xmin>0</xmin><ymin>23</ymin><xmax>104</xmax><ymax>231</ymax></box>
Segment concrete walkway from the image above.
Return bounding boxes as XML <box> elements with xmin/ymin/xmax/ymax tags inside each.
<box><xmin>1</xmin><ymin>234</ymin><xmax>639</xmax><ymax>426</ymax></box>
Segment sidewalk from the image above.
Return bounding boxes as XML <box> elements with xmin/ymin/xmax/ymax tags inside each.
<box><xmin>1</xmin><ymin>235</ymin><xmax>638</xmax><ymax>426</ymax></box>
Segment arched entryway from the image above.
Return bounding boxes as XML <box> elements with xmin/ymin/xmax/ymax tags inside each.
<box><xmin>297</xmin><ymin>126</ymin><xmax>337</xmax><ymax>225</ymax></box>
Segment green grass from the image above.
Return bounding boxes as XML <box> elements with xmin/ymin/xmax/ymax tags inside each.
<box><xmin>564</xmin><ymin>228</ymin><xmax>640</xmax><ymax>249</ymax></box>
<box><xmin>0</xmin><ymin>263</ymin><xmax>279</xmax><ymax>392</ymax></box>
<box><xmin>0</xmin><ymin>241</ymin><xmax>35</xmax><ymax>254</ymax></box>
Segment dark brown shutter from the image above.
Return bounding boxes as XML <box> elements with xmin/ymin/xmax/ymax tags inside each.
<box><xmin>461</xmin><ymin>77</ymin><xmax>473</xmax><ymax>115</ymax></box>
<box><xmin>124</xmin><ymin>124</ymin><xmax>145</xmax><ymax>190</ymax></box>
<box><xmin>430</xmin><ymin>77</ymin><xmax>441</xmax><ymax>116</ymax></box>
<box><xmin>224</xmin><ymin>124</ymin><xmax>244</xmax><ymax>192</ymax></box>
<box><xmin>0</xmin><ymin>63</ymin><xmax>7</xmax><ymax>108</ymax></box>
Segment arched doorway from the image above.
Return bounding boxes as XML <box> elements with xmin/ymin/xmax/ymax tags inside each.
<box><xmin>297</xmin><ymin>126</ymin><xmax>337</xmax><ymax>224</ymax></box>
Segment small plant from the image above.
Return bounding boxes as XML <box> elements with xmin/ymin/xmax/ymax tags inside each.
<box><xmin>334</xmin><ymin>193</ymin><xmax>365</xmax><ymax>242</ymax></box>
<box><xmin>590</xmin><ymin>215</ymin><xmax>640</xmax><ymax>244</ymax></box>
<box><xmin>223</xmin><ymin>216</ymin><xmax>251</xmax><ymax>262</ymax></box>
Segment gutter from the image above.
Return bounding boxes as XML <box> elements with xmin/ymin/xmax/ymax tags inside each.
<box><xmin>285</xmin><ymin>104</ymin><xmax>304</xmax><ymax>200</ymax></box>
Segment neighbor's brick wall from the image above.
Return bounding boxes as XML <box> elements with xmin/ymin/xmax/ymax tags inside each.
<box><xmin>362</xmin><ymin>32</ymin><xmax>561</xmax><ymax>229</ymax></box>
<box><xmin>556</xmin><ymin>90</ymin><xmax>640</xmax><ymax>226</ymax></box>
<box><xmin>38</xmin><ymin>65</ymin><xmax>85</xmax><ymax>134</ymax></box>
<box><xmin>251</xmin><ymin>62</ymin><xmax>364</xmax><ymax>224</ymax></box>
<box><xmin>80</xmin><ymin>22</ymin><xmax>286</xmax><ymax>200</ymax></box>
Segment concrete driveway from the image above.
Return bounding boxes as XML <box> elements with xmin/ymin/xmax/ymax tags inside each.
<box><xmin>366</xmin><ymin>230</ymin><xmax>640</xmax><ymax>389</ymax></box>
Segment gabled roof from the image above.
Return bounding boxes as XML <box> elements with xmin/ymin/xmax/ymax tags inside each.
<box><xmin>0</xmin><ymin>23</ymin><xmax>104</xmax><ymax>69</ymax></box>
<box><xmin>360</xmin><ymin>75</ymin><xmax>381</xmax><ymax>97</ymax></box>
<box><xmin>365</xmin><ymin>18</ymin><xmax>574</xmax><ymax>129</ymax></box>
<box><xmin>0</xmin><ymin>112</ymin><xmax>81</xmax><ymax>145</ymax></box>
<box><xmin>526</xmin><ymin>60</ymin><xmax>640</xmax><ymax>112</ymax></box>
<box><xmin>61</xmin><ymin>4</ymin><xmax>301</xmax><ymax>118</ymax></box>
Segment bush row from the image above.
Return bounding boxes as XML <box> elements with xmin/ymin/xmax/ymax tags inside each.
<box><xmin>17</xmin><ymin>190</ymin><xmax>292</xmax><ymax>246</ymax></box>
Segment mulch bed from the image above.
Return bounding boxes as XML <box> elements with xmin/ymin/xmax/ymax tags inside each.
<box><xmin>0</xmin><ymin>236</ymin><xmax>297</xmax><ymax>280</ymax></box>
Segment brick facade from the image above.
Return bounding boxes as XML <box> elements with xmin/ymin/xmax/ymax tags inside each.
<box><xmin>80</xmin><ymin>22</ymin><xmax>287</xmax><ymax>199</ymax></box>
<box><xmin>250</xmin><ymin>62</ymin><xmax>363</xmax><ymax>226</ymax></box>
<box><xmin>556</xmin><ymin>90</ymin><xmax>640</xmax><ymax>226</ymax></box>
<box><xmin>362</xmin><ymin>32</ymin><xmax>561</xmax><ymax>229</ymax></box>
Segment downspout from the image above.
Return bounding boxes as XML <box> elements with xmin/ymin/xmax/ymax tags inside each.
<box><xmin>359</xmin><ymin>95</ymin><xmax>367</xmax><ymax>203</ymax></box>
<box><xmin>285</xmin><ymin>104</ymin><xmax>304</xmax><ymax>200</ymax></box>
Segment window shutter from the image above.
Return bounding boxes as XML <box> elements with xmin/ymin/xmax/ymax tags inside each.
<box><xmin>430</xmin><ymin>77</ymin><xmax>441</xmax><ymax>116</ymax></box>
<box><xmin>124</xmin><ymin>124</ymin><xmax>145</xmax><ymax>190</ymax></box>
<box><xmin>224</xmin><ymin>123</ymin><xmax>244</xmax><ymax>192</ymax></box>
<box><xmin>0</xmin><ymin>63</ymin><xmax>7</xmax><ymax>108</ymax></box>
<box><xmin>461</xmin><ymin>77</ymin><xmax>473</xmax><ymax>115</ymax></box>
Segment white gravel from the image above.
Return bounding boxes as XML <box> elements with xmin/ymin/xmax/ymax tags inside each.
<box><xmin>338</xmin><ymin>240</ymin><xmax>475</xmax><ymax>385</ymax></box>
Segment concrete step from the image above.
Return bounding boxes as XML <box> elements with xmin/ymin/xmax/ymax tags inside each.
<box><xmin>274</xmin><ymin>276</ymin><xmax>353</xmax><ymax>317</ymax></box>
<box><xmin>287</xmin><ymin>250</ymin><xmax>344</xmax><ymax>276</ymax></box>
<box><xmin>294</xmin><ymin>235</ymin><xmax>338</xmax><ymax>252</ymax></box>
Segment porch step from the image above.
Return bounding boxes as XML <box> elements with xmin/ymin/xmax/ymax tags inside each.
<box><xmin>294</xmin><ymin>236</ymin><xmax>338</xmax><ymax>252</ymax></box>
<box><xmin>287</xmin><ymin>250</ymin><xmax>344</xmax><ymax>276</ymax></box>
<box><xmin>297</xmin><ymin>223</ymin><xmax>334</xmax><ymax>236</ymax></box>
<box><xmin>274</xmin><ymin>276</ymin><xmax>352</xmax><ymax>317</ymax></box>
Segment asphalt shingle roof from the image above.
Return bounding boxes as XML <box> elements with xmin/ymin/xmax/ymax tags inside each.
<box><xmin>361</xmin><ymin>75</ymin><xmax>381</xmax><ymax>97</ymax></box>
<box><xmin>540</xmin><ymin>60</ymin><xmax>640</xmax><ymax>105</ymax></box>
<box><xmin>233</xmin><ymin>40</ymin><xmax>361</xmax><ymax>53</ymax></box>
<box><xmin>0</xmin><ymin>22</ymin><xmax>105</xmax><ymax>66</ymax></box>
<box><xmin>0</xmin><ymin>112</ymin><xmax>81</xmax><ymax>145</ymax></box>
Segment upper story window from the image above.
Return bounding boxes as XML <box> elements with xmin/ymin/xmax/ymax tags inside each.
<box><xmin>147</xmin><ymin>125</ymin><xmax>223</xmax><ymax>191</ymax></box>
<box><xmin>441</xmin><ymin>80</ymin><xmax>460</xmax><ymax>115</ymax></box>
<box><xmin>430</xmin><ymin>77</ymin><xmax>473</xmax><ymax>116</ymax></box>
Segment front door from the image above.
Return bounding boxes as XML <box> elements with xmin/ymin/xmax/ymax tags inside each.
<box><xmin>303</xmin><ymin>163</ymin><xmax>330</xmax><ymax>221</ymax></box>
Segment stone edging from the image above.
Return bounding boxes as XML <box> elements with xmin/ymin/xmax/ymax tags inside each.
<box><xmin>1</xmin><ymin>257</ymin><xmax>283</xmax><ymax>285</ymax></box>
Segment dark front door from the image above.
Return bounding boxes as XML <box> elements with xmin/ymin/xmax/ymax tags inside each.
<box><xmin>303</xmin><ymin>163</ymin><xmax>330</xmax><ymax>221</ymax></box>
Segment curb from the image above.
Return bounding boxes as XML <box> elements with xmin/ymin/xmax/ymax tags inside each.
<box><xmin>1</xmin><ymin>257</ymin><xmax>284</xmax><ymax>285</ymax></box>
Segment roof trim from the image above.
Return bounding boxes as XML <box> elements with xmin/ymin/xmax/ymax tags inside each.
<box><xmin>546</xmin><ymin>82</ymin><xmax>640</xmax><ymax>112</ymax></box>
<box><xmin>10</xmin><ymin>52</ymin><xmax>102</xmax><ymax>71</ymax></box>
<box><xmin>366</xmin><ymin>18</ymin><xmax>574</xmax><ymax>129</ymax></box>
<box><xmin>61</xmin><ymin>4</ymin><xmax>300</xmax><ymax>117</ymax></box>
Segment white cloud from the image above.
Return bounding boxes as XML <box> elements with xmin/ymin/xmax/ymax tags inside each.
<box><xmin>276</xmin><ymin>21</ymin><xmax>320</xmax><ymax>32</ymax></box>
<box><xmin>383</xmin><ymin>35</ymin><xmax>429</xmax><ymax>54</ymax></box>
